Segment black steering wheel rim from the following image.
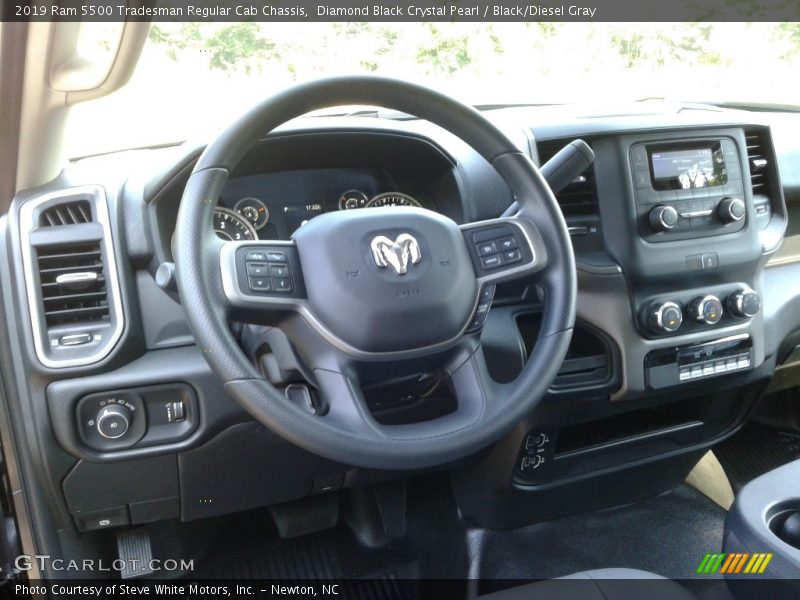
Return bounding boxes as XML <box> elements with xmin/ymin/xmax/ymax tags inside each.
<box><xmin>175</xmin><ymin>76</ymin><xmax>576</xmax><ymax>470</ymax></box>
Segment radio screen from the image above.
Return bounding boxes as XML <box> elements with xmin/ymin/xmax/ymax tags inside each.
<box><xmin>649</xmin><ymin>144</ymin><xmax>727</xmax><ymax>190</ymax></box>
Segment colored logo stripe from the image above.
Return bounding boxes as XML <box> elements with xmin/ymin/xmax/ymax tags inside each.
<box><xmin>697</xmin><ymin>553</ymin><xmax>773</xmax><ymax>574</ymax></box>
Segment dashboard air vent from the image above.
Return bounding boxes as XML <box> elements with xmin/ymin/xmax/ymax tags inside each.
<box><xmin>745</xmin><ymin>130</ymin><xmax>769</xmax><ymax>194</ymax></box>
<box><xmin>39</xmin><ymin>200</ymin><xmax>93</xmax><ymax>227</ymax></box>
<box><xmin>37</xmin><ymin>243</ymin><xmax>108</xmax><ymax>327</ymax></box>
<box><xmin>20</xmin><ymin>186</ymin><xmax>124</xmax><ymax>368</ymax></box>
<box><xmin>537</xmin><ymin>140</ymin><xmax>598</xmax><ymax>218</ymax></box>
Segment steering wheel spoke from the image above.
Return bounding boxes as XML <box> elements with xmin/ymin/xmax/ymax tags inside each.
<box><xmin>218</xmin><ymin>239</ymin><xmax>308</xmax><ymax>317</ymax></box>
<box><xmin>460</xmin><ymin>215</ymin><xmax>548</xmax><ymax>286</ymax></box>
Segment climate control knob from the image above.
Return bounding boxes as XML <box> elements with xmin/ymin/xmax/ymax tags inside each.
<box><xmin>647</xmin><ymin>301</ymin><xmax>683</xmax><ymax>334</ymax></box>
<box><xmin>649</xmin><ymin>205</ymin><xmax>679</xmax><ymax>232</ymax></box>
<box><xmin>728</xmin><ymin>288</ymin><xmax>761</xmax><ymax>318</ymax></box>
<box><xmin>688</xmin><ymin>295</ymin><xmax>724</xmax><ymax>325</ymax></box>
<box><xmin>96</xmin><ymin>405</ymin><xmax>132</xmax><ymax>440</ymax></box>
<box><xmin>718</xmin><ymin>197</ymin><xmax>746</xmax><ymax>223</ymax></box>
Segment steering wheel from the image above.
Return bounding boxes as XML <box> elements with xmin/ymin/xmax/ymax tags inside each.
<box><xmin>175</xmin><ymin>76</ymin><xmax>576</xmax><ymax>470</ymax></box>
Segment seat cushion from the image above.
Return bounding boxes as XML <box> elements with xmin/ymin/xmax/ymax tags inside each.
<box><xmin>479</xmin><ymin>568</ymin><xmax>696</xmax><ymax>600</ymax></box>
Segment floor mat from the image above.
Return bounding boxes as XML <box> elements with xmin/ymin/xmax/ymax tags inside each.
<box><xmin>473</xmin><ymin>485</ymin><xmax>726</xmax><ymax>587</ymax></box>
<box><xmin>186</xmin><ymin>479</ymin><xmax>725</xmax><ymax>598</ymax></box>
<box><xmin>714</xmin><ymin>423</ymin><xmax>800</xmax><ymax>492</ymax></box>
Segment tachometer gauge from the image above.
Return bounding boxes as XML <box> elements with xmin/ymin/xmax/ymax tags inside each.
<box><xmin>234</xmin><ymin>197</ymin><xmax>270</xmax><ymax>230</ymax></box>
<box><xmin>213</xmin><ymin>207</ymin><xmax>258</xmax><ymax>241</ymax></box>
<box><xmin>366</xmin><ymin>192</ymin><xmax>421</xmax><ymax>208</ymax></box>
<box><xmin>338</xmin><ymin>189</ymin><xmax>369</xmax><ymax>210</ymax></box>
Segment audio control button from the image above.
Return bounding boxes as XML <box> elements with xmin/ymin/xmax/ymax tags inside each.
<box><xmin>649</xmin><ymin>205</ymin><xmax>679</xmax><ymax>232</ymax></box>
<box><xmin>718</xmin><ymin>197</ymin><xmax>746</xmax><ymax>223</ymax></box>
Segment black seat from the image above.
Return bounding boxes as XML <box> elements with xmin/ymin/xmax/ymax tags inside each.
<box><xmin>478</xmin><ymin>568</ymin><xmax>696</xmax><ymax>600</ymax></box>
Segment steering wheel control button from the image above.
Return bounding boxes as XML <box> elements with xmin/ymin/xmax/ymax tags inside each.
<box><xmin>480</xmin><ymin>255</ymin><xmax>502</xmax><ymax>269</ymax></box>
<box><xmin>249</xmin><ymin>277</ymin><xmax>271</xmax><ymax>292</ymax></box>
<box><xmin>728</xmin><ymin>288</ymin><xmax>761</xmax><ymax>318</ymax></box>
<box><xmin>477</xmin><ymin>241</ymin><xmax>498</xmax><ymax>256</ymax></box>
<box><xmin>501</xmin><ymin>249</ymin><xmax>522</xmax><ymax>264</ymax></box>
<box><xmin>96</xmin><ymin>405</ymin><xmax>132</xmax><ymax>440</ymax></box>
<box><xmin>646</xmin><ymin>301</ymin><xmax>683</xmax><ymax>334</ymax></box>
<box><xmin>236</xmin><ymin>246</ymin><xmax>303</xmax><ymax>298</ymax></box>
<box><xmin>469</xmin><ymin>225</ymin><xmax>530</xmax><ymax>275</ymax></box>
<box><xmin>245</xmin><ymin>250</ymin><xmax>267</xmax><ymax>262</ymax></box>
<box><xmin>689</xmin><ymin>295</ymin><xmax>723</xmax><ymax>325</ymax></box>
<box><xmin>497</xmin><ymin>237</ymin><xmax>518</xmax><ymax>251</ymax></box>
<box><xmin>467</xmin><ymin>285</ymin><xmax>496</xmax><ymax>332</ymax></box>
<box><xmin>269</xmin><ymin>263</ymin><xmax>290</xmax><ymax>277</ymax></box>
<box><xmin>272</xmin><ymin>278</ymin><xmax>293</xmax><ymax>293</ymax></box>
<box><xmin>246</xmin><ymin>263</ymin><xmax>268</xmax><ymax>276</ymax></box>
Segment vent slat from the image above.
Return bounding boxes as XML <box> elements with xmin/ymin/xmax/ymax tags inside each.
<box><xmin>39</xmin><ymin>200</ymin><xmax>93</xmax><ymax>227</ymax></box>
<box><xmin>36</xmin><ymin>242</ymin><xmax>109</xmax><ymax>327</ymax></box>
<box><xmin>745</xmin><ymin>130</ymin><xmax>771</xmax><ymax>199</ymax></box>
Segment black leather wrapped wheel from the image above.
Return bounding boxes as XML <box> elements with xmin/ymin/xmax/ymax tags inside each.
<box><xmin>174</xmin><ymin>76</ymin><xmax>576</xmax><ymax>469</ymax></box>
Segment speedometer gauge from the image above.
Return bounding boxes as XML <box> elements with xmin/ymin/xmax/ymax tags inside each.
<box><xmin>338</xmin><ymin>189</ymin><xmax>369</xmax><ymax>210</ymax></box>
<box><xmin>213</xmin><ymin>207</ymin><xmax>258</xmax><ymax>241</ymax></box>
<box><xmin>234</xmin><ymin>197</ymin><xmax>270</xmax><ymax>230</ymax></box>
<box><xmin>366</xmin><ymin>192</ymin><xmax>421</xmax><ymax>208</ymax></box>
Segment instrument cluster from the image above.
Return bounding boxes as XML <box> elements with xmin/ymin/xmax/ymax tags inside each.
<box><xmin>213</xmin><ymin>189</ymin><xmax>422</xmax><ymax>241</ymax></box>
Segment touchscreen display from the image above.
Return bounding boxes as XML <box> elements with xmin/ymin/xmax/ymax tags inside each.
<box><xmin>649</xmin><ymin>144</ymin><xmax>727</xmax><ymax>190</ymax></box>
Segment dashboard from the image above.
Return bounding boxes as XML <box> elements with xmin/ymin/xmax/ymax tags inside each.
<box><xmin>3</xmin><ymin>102</ymin><xmax>800</xmax><ymax>544</ymax></box>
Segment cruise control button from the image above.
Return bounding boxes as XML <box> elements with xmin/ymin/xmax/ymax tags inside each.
<box><xmin>249</xmin><ymin>277</ymin><xmax>271</xmax><ymax>291</ymax></box>
<box><xmin>479</xmin><ymin>285</ymin><xmax>496</xmax><ymax>302</ymax></box>
<box><xmin>269</xmin><ymin>263</ymin><xmax>290</xmax><ymax>277</ymax></box>
<box><xmin>272</xmin><ymin>277</ymin><xmax>293</xmax><ymax>293</ymax></box>
<box><xmin>497</xmin><ymin>237</ymin><xmax>518</xmax><ymax>251</ymax></box>
<box><xmin>266</xmin><ymin>251</ymin><xmax>287</xmax><ymax>262</ymax></box>
<box><xmin>477</xmin><ymin>241</ymin><xmax>498</xmax><ymax>256</ymax></box>
<box><xmin>480</xmin><ymin>255</ymin><xmax>502</xmax><ymax>269</ymax></box>
<box><xmin>245</xmin><ymin>251</ymin><xmax>267</xmax><ymax>262</ymax></box>
<box><xmin>247</xmin><ymin>263</ymin><xmax>268</xmax><ymax>276</ymax></box>
<box><xmin>501</xmin><ymin>249</ymin><xmax>522</xmax><ymax>264</ymax></box>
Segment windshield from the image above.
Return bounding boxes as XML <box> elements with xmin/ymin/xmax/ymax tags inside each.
<box><xmin>65</xmin><ymin>22</ymin><xmax>800</xmax><ymax>158</ymax></box>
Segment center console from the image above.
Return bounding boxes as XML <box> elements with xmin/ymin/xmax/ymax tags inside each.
<box><xmin>725</xmin><ymin>459</ymin><xmax>800</xmax><ymax>595</ymax></box>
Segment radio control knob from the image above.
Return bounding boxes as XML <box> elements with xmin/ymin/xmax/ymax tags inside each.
<box><xmin>647</xmin><ymin>301</ymin><xmax>683</xmax><ymax>334</ymax></box>
<box><xmin>728</xmin><ymin>288</ymin><xmax>761</xmax><ymax>318</ymax></box>
<box><xmin>688</xmin><ymin>295</ymin><xmax>724</xmax><ymax>325</ymax></box>
<box><xmin>718</xmin><ymin>197</ymin><xmax>745</xmax><ymax>223</ymax></box>
<box><xmin>96</xmin><ymin>405</ymin><xmax>131</xmax><ymax>440</ymax></box>
<box><xmin>649</xmin><ymin>205</ymin><xmax>679</xmax><ymax>232</ymax></box>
